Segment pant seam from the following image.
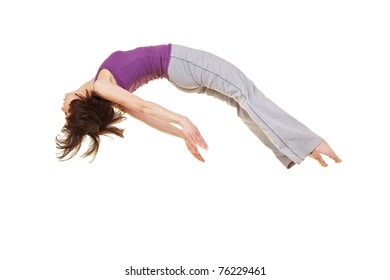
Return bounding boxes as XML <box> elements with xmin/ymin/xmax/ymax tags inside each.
<box><xmin>169</xmin><ymin>55</ymin><xmax>304</xmax><ymax>161</ymax></box>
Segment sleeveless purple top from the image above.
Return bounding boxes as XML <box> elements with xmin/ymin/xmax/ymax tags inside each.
<box><xmin>96</xmin><ymin>44</ymin><xmax>172</xmax><ymax>92</ymax></box>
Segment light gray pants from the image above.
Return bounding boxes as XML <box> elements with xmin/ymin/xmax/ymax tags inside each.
<box><xmin>167</xmin><ymin>44</ymin><xmax>323</xmax><ymax>168</ymax></box>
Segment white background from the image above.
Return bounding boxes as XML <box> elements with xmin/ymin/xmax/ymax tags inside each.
<box><xmin>1</xmin><ymin>1</ymin><xmax>389</xmax><ymax>279</ymax></box>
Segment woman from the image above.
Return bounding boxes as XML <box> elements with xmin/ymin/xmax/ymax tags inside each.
<box><xmin>57</xmin><ymin>44</ymin><xmax>341</xmax><ymax>168</ymax></box>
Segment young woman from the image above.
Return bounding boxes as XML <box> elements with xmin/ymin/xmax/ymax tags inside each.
<box><xmin>57</xmin><ymin>44</ymin><xmax>341</xmax><ymax>168</ymax></box>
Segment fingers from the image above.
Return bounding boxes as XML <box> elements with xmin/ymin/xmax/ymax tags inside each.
<box><xmin>183</xmin><ymin>119</ymin><xmax>208</xmax><ymax>150</ymax></box>
<box><xmin>196</xmin><ymin>133</ymin><xmax>208</xmax><ymax>150</ymax></box>
<box><xmin>186</xmin><ymin>141</ymin><xmax>205</xmax><ymax>162</ymax></box>
<box><xmin>193</xmin><ymin>150</ymin><xmax>205</xmax><ymax>162</ymax></box>
<box><xmin>190</xmin><ymin>129</ymin><xmax>208</xmax><ymax>150</ymax></box>
<box><xmin>187</xmin><ymin>130</ymin><xmax>208</xmax><ymax>150</ymax></box>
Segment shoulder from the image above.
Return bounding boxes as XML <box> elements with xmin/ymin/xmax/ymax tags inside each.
<box><xmin>96</xmin><ymin>69</ymin><xmax>118</xmax><ymax>85</ymax></box>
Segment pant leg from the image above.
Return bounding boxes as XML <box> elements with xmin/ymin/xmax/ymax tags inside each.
<box><xmin>167</xmin><ymin>44</ymin><xmax>323</xmax><ymax>166</ymax></box>
<box><xmin>203</xmin><ymin>88</ymin><xmax>296</xmax><ymax>168</ymax></box>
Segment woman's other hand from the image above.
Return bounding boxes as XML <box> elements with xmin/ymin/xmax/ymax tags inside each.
<box><xmin>185</xmin><ymin>139</ymin><xmax>205</xmax><ymax>162</ymax></box>
<box><xmin>180</xmin><ymin>117</ymin><xmax>208</xmax><ymax>151</ymax></box>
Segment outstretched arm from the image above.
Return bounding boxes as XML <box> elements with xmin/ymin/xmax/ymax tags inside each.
<box><xmin>93</xmin><ymin>79</ymin><xmax>208</xmax><ymax>151</ymax></box>
<box><xmin>66</xmin><ymin>79</ymin><xmax>94</xmax><ymax>96</ymax></box>
<box><xmin>124</xmin><ymin>108</ymin><xmax>205</xmax><ymax>162</ymax></box>
<box><xmin>125</xmin><ymin>108</ymin><xmax>183</xmax><ymax>138</ymax></box>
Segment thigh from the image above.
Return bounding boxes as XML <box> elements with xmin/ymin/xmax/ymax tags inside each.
<box><xmin>168</xmin><ymin>44</ymin><xmax>254</xmax><ymax>104</ymax></box>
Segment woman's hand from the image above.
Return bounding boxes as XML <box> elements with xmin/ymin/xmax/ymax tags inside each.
<box><xmin>180</xmin><ymin>117</ymin><xmax>208</xmax><ymax>150</ymax></box>
<box><xmin>185</xmin><ymin>139</ymin><xmax>205</xmax><ymax>162</ymax></box>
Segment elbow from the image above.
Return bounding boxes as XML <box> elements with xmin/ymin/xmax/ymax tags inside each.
<box><xmin>137</xmin><ymin>101</ymin><xmax>148</xmax><ymax>114</ymax></box>
<box><xmin>123</xmin><ymin>98</ymin><xmax>147</xmax><ymax>113</ymax></box>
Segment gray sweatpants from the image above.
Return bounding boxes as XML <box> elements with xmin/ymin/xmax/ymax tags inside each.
<box><xmin>167</xmin><ymin>44</ymin><xmax>323</xmax><ymax>168</ymax></box>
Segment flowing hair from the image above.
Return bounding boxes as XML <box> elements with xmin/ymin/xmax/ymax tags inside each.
<box><xmin>56</xmin><ymin>92</ymin><xmax>126</xmax><ymax>161</ymax></box>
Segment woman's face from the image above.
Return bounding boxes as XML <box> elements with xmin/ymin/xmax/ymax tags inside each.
<box><xmin>61</xmin><ymin>92</ymin><xmax>79</xmax><ymax>117</ymax></box>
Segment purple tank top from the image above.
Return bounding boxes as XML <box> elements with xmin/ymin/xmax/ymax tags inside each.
<box><xmin>95</xmin><ymin>44</ymin><xmax>172</xmax><ymax>92</ymax></box>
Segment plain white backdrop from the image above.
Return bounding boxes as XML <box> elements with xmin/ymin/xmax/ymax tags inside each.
<box><xmin>1</xmin><ymin>1</ymin><xmax>389</xmax><ymax>279</ymax></box>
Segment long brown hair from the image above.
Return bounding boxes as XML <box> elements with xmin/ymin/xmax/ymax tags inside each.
<box><xmin>56</xmin><ymin>92</ymin><xmax>126</xmax><ymax>161</ymax></box>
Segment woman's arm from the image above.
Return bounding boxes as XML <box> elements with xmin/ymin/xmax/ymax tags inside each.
<box><xmin>125</xmin><ymin>108</ymin><xmax>205</xmax><ymax>162</ymax></box>
<box><xmin>77</xmin><ymin>79</ymin><xmax>94</xmax><ymax>92</ymax></box>
<box><xmin>93</xmin><ymin>79</ymin><xmax>208</xmax><ymax>150</ymax></box>
<box><xmin>94</xmin><ymin>79</ymin><xmax>185</xmax><ymax>124</ymax></box>
<box><xmin>68</xmin><ymin>79</ymin><xmax>94</xmax><ymax>96</ymax></box>
<box><xmin>125</xmin><ymin>108</ymin><xmax>184</xmax><ymax>138</ymax></box>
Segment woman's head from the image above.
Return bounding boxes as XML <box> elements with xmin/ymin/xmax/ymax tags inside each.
<box><xmin>61</xmin><ymin>92</ymin><xmax>79</xmax><ymax>117</ymax></box>
<box><xmin>56</xmin><ymin>92</ymin><xmax>126</xmax><ymax>161</ymax></box>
